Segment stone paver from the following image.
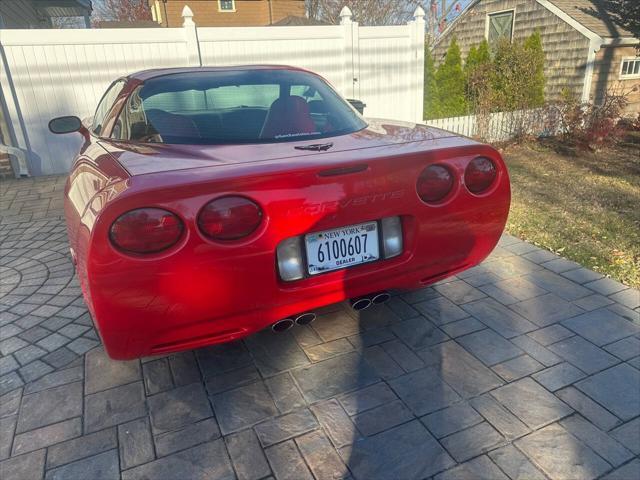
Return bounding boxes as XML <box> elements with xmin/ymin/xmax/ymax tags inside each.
<box><xmin>532</xmin><ymin>362</ymin><xmax>586</xmax><ymax>392</ymax></box>
<box><xmin>457</xmin><ymin>329</ymin><xmax>523</xmax><ymax>366</ymax></box>
<box><xmin>121</xmin><ymin>440</ymin><xmax>235</xmax><ymax>480</ymax></box>
<box><xmin>225</xmin><ymin>428</ymin><xmax>270</xmax><ymax>480</ymax></box>
<box><xmin>575</xmin><ymin>364</ymin><xmax>640</xmax><ymax>421</ymax></box>
<box><xmin>212</xmin><ymin>381</ymin><xmax>278</xmax><ymax>434</ymax></box>
<box><xmin>147</xmin><ymin>382</ymin><xmax>212</xmax><ymax>434</ymax></box>
<box><xmin>16</xmin><ymin>382</ymin><xmax>82</xmax><ymax>433</ymax></box>
<box><xmin>560</xmin><ymin>415</ymin><xmax>634</xmax><ymax>467</ymax></box>
<box><xmin>510</xmin><ymin>293</ymin><xmax>584</xmax><ymax>327</ymax></box>
<box><xmin>421</xmin><ymin>402</ymin><xmax>483</xmax><ymax>439</ymax></box>
<box><xmin>118</xmin><ymin>418</ymin><xmax>154</xmax><ymax>469</ymax></box>
<box><xmin>434</xmin><ymin>455</ymin><xmax>509</xmax><ymax>480</ymax></box>
<box><xmin>548</xmin><ymin>336</ymin><xmax>619</xmax><ymax>374</ymax></box>
<box><xmin>389</xmin><ymin>367</ymin><xmax>461</xmax><ymax>416</ymax></box>
<box><xmin>341</xmin><ymin>420</ymin><xmax>455</xmax><ymax>480</ymax></box>
<box><xmin>45</xmin><ymin>449</ymin><xmax>119</xmax><ymax>480</ymax></box>
<box><xmin>488</xmin><ymin>444</ymin><xmax>546</xmax><ymax>480</ymax></box>
<box><xmin>470</xmin><ymin>394</ymin><xmax>530</xmax><ymax>440</ymax></box>
<box><xmin>84</xmin><ymin>382</ymin><xmax>146</xmax><ymax>433</ymax></box>
<box><xmin>439</xmin><ymin>421</ymin><xmax>504</xmax><ymax>462</ymax></box>
<box><xmin>562</xmin><ymin>309</ymin><xmax>640</xmax><ymax>346</ymax></box>
<box><xmin>1</xmin><ymin>176</ymin><xmax>639</xmax><ymax>480</ymax></box>
<box><xmin>516</xmin><ymin>423</ymin><xmax>610</xmax><ymax>480</ymax></box>
<box><xmin>490</xmin><ymin>378</ymin><xmax>573</xmax><ymax>429</ymax></box>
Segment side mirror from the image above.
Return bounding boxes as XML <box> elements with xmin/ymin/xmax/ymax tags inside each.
<box><xmin>49</xmin><ymin>116</ymin><xmax>83</xmax><ymax>134</ymax></box>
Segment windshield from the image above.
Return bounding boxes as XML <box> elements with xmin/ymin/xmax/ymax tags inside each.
<box><xmin>116</xmin><ymin>69</ymin><xmax>367</xmax><ymax>145</ymax></box>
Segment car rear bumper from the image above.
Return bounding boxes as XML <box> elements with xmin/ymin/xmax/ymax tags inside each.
<box><xmin>85</xmin><ymin>215</ymin><xmax>502</xmax><ymax>360</ymax></box>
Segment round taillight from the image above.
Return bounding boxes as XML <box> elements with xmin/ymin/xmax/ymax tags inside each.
<box><xmin>198</xmin><ymin>196</ymin><xmax>263</xmax><ymax>241</ymax></box>
<box><xmin>465</xmin><ymin>157</ymin><xmax>497</xmax><ymax>194</ymax></box>
<box><xmin>417</xmin><ymin>165</ymin><xmax>454</xmax><ymax>203</ymax></box>
<box><xmin>109</xmin><ymin>208</ymin><xmax>184</xmax><ymax>254</ymax></box>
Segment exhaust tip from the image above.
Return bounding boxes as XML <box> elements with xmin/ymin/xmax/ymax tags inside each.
<box><xmin>350</xmin><ymin>297</ymin><xmax>372</xmax><ymax>311</ymax></box>
<box><xmin>371</xmin><ymin>292</ymin><xmax>391</xmax><ymax>304</ymax></box>
<box><xmin>272</xmin><ymin>318</ymin><xmax>294</xmax><ymax>332</ymax></box>
<box><xmin>295</xmin><ymin>312</ymin><xmax>316</xmax><ymax>325</ymax></box>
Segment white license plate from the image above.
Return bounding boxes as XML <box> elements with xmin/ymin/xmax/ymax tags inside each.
<box><xmin>305</xmin><ymin>221</ymin><xmax>379</xmax><ymax>275</ymax></box>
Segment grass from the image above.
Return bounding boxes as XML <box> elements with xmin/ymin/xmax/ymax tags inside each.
<box><xmin>502</xmin><ymin>138</ymin><xmax>640</xmax><ymax>288</ymax></box>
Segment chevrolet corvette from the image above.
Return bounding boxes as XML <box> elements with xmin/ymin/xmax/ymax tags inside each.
<box><xmin>49</xmin><ymin>66</ymin><xmax>510</xmax><ymax>359</ymax></box>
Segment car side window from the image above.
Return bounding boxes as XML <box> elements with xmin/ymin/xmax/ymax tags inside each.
<box><xmin>93</xmin><ymin>80</ymin><xmax>126</xmax><ymax>135</ymax></box>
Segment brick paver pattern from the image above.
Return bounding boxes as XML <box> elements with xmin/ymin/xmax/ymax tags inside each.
<box><xmin>1</xmin><ymin>176</ymin><xmax>639</xmax><ymax>480</ymax></box>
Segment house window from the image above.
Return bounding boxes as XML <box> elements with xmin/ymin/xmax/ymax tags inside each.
<box><xmin>487</xmin><ymin>10</ymin><xmax>514</xmax><ymax>46</ymax></box>
<box><xmin>218</xmin><ymin>0</ymin><xmax>236</xmax><ymax>12</ymax></box>
<box><xmin>620</xmin><ymin>57</ymin><xmax>640</xmax><ymax>79</ymax></box>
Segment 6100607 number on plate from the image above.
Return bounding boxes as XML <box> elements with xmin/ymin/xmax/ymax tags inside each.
<box><xmin>305</xmin><ymin>221</ymin><xmax>380</xmax><ymax>275</ymax></box>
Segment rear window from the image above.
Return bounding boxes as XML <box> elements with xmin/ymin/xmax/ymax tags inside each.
<box><xmin>115</xmin><ymin>69</ymin><xmax>366</xmax><ymax>145</ymax></box>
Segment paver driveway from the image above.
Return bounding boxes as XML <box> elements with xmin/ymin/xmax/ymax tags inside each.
<box><xmin>1</xmin><ymin>176</ymin><xmax>639</xmax><ymax>480</ymax></box>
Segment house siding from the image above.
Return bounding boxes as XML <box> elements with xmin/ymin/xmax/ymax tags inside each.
<box><xmin>591</xmin><ymin>46</ymin><xmax>640</xmax><ymax>116</ymax></box>
<box><xmin>432</xmin><ymin>0</ymin><xmax>590</xmax><ymax>102</ymax></box>
<box><xmin>0</xmin><ymin>0</ymin><xmax>51</xmax><ymax>28</ymax></box>
<box><xmin>154</xmin><ymin>0</ymin><xmax>305</xmax><ymax>28</ymax></box>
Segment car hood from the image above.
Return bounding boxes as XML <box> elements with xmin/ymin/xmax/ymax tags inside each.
<box><xmin>99</xmin><ymin>118</ymin><xmax>462</xmax><ymax>176</ymax></box>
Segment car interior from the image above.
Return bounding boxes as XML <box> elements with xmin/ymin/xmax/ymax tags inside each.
<box><xmin>117</xmin><ymin>84</ymin><xmax>342</xmax><ymax>145</ymax></box>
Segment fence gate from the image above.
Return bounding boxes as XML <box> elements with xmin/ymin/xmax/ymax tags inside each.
<box><xmin>0</xmin><ymin>6</ymin><xmax>425</xmax><ymax>176</ymax></box>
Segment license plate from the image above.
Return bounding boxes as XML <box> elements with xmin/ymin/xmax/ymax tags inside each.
<box><xmin>305</xmin><ymin>221</ymin><xmax>379</xmax><ymax>275</ymax></box>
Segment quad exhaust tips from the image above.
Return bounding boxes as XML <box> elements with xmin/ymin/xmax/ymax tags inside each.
<box><xmin>272</xmin><ymin>312</ymin><xmax>316</xmax><ymax>332</ymax></box>
<box><xmin>274</xmin><ymin>291</ymin><xmax>391</xmax><ymax>330</ymax></box>
<box><xmin>350</xmin><ymin>291</ymin><xmax>390</xmax><ymax>311</ymax></box>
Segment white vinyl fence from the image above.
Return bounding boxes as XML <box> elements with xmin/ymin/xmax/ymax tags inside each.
<box><xmin>425</xmin><ymin>108</ymin><xmax>554</xmax><ymax>142</ymax></box>
<box><xmin>0</xmin><ymin>6</ymin><xmax>426</xmax><ymax>176</ymax></box>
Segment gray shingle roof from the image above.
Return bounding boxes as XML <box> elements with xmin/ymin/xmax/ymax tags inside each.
<box><xmin>548</xmin><ymin>0</ymin><xmax>635</xmax><ymax>38</ymax></box>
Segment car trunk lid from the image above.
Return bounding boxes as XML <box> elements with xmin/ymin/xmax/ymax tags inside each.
<box><xmin>100</xmin><ymin>119</ymin><xmax>463</xmax><ymax>176</ymax></box>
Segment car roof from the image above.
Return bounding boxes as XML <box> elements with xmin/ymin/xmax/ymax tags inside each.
<box><xmin>127</xmin><ymin>65</ymin><xmax>313</xmax><ymax>82</ymax></box>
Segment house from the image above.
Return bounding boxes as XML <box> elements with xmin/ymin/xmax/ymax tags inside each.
<box><xmin>1</xmin><ymin>0</ymin><xmax>92</xmax><ymax>177</ymax></box>
<box><xmin>432</xmin><ymin>0</ymin><xmax>640</xmax><ymax>115</ymax></box>
<box><xmin>148</xmin><ymin>0</ymin><xmax>306</xmax><ymax>27</ymax></box>
<box><xmin>0</xmin><ymin>0</ymin><xmax>92</xmax><ymax>28</ymax></box>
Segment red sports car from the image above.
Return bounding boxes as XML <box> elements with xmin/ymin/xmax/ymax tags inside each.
<box><xmin>50</xmin><ymin>66</ymin><xmax>510</xmax><ymax>360</ymax></box>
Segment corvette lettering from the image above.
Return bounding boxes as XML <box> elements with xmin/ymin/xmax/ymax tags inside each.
<box><xmin>288</xmin><ymin>190</ymin><xmax>405</xmax><ymax>216</ymax></box>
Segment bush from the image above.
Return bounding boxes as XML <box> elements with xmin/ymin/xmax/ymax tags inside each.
<box><xmin>464</xmin><ymin>39</ymin><xmax>491</xmax><ymax>108</ymax></box>
<box><xmin>523</xmin><ymin>31</ymin><xmax>545</xmax><ymax>107</ymax></box>
<box><xmin>424</xmin><ymin>46</ymin><xmax>440</xmax><ymax>120</ymax></box>
<box><xmin>425</xmin><ymin>32</ymin><xmax>547</xmax><ymax>121</ymax></box>
<box><xmin>554</xmin><ymin>88</ymin><xmax>630</xmax><ymax>150</ymax></box>
<box><xmin>434</xmin><ymin>37</ymin><xmax>467</xmax><ymax>117</ymax></box>
<box><xmin>490</xmin><ymin>37</ymin><xmax>543</xmax><ymax>111</ymax></box>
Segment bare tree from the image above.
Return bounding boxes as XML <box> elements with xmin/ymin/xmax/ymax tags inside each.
<box><xmin>50</xmin><ymin>17</ymin><xmax>87</xmax><ymax>29</ymax></box>
<box><xmin>305</xmin><ymin>0</ymin><xmax>463</xmax><ymax>40</ymax></box>
<box><xmin>93</xmin><ymin>0</ymin><xmax>152</xmax><ymax>23</ymax></box>
<box><xmin>305</xmin><ymin>0</ymin><xmax>421</xmax><ymax>26</ymax></box>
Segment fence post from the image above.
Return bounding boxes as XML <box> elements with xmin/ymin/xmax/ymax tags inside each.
<box><xmin>409</xmin><ymin>6</ymin><xmax>425</xmax><ymax>124</ymax></box>
<box><xmin>182</xmin><ymin>5</ymin><xmax>201</xmax><ymax>67</ymax></box>
<box><xmin>340</xmin><ymin>6</ymin><xmax>357</xmax><ymax>99</ymax></box>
